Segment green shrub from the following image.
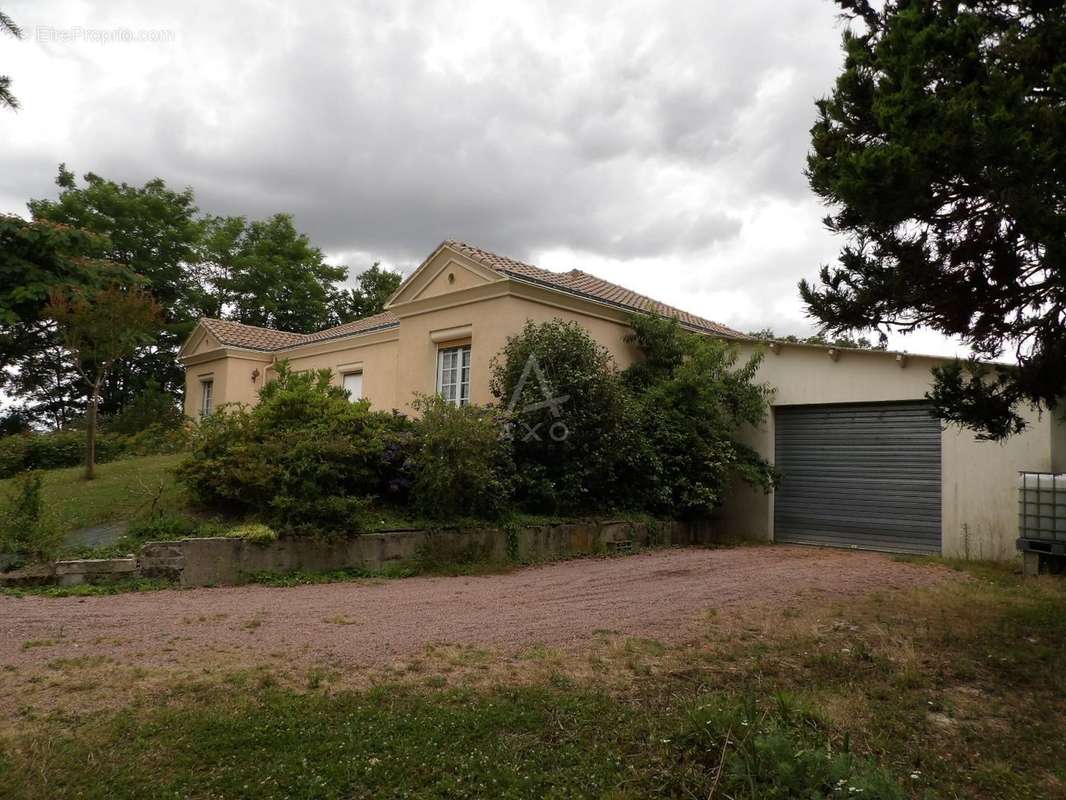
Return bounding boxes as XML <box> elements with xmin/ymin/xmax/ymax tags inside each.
<box><xmin>22</xmin><ymin>429</ymin><xmax>88</xmax><ymax>471</ymax></box>
<box><xmin>409</xmin><ymin>395</ymin><xmax>515</xmax><ymax>520</ymax></box>
<box><xmin>490</xmin><ymin>319</ymin><xmax>652</xmax><ymax>514</ymax></box>
<box><xmin>123</xmin><ymin>423</ymin><xmax>191</xmax><ymax>456</ymax></box>
<box><xmin>0</xmin><ymin>471</ymin><xmax>63</xmax><ymax>565</ymax></box>
<box><xmin>177</xmin><ymin>363</ymin><xmax>411</xmax><ymax>536</ymax></box>
<box><xmin>226</xmin><ymin>523</ymin><xmax>278</xmax><ymax>544</ymax></box>
<box><xmin>623</xmin><ymin>315</ymin><xmax>777</xmax><ymax>517</ymax></box>
<box><xmin>0</xmin><ymin>435</ymin><xmax>28</xmax><ymax>478</ymax></box>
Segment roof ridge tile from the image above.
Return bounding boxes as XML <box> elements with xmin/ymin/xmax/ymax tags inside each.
<box><xmin>444</xmin><ymin>240</ymin><xmax>740</xmax><ymax>337</ymax></box>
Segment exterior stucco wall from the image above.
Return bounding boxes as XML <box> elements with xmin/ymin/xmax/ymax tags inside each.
<box><xmin>182</xmin><ymin>352</ymin><xmax>270</xmax><ymax>418</ymax></box>
<box><xmin>394</xmin><ymin>294</ymin><xmax>510</xmax><ymax>409</ymax></box>
<box><xmin>940</xmin><ymin>408</ymin><xmax>1050</xmax><ymax>559</ymax></box>
<box><xmin>391</xmin><ymin>292</ymin><xmax>641</xmax><ymax>411</ymax></box>
<box><xmin>499</xmin><ymin>293</ymin><xmax>643</xmax><ymax>371</ymax></box>
<box><xmin>714</xmin><ymin>344</ymin><xmax>1054</xmax><ymax>560</ymax></box>
<box><xmin>280</xmin><ymin>333</ymin><xmax>401</xmax><ymax>411</ymax></box>
<box><xmin>181</xmin><ymin>288</ymin><xmax>642</xmax><ymax>417</ymax></box>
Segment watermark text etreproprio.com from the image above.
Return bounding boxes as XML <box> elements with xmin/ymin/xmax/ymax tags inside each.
<box><xmin>32</xmin><ymin>26</ymin><xmax>177</xmax><ymax>45</ymax></box>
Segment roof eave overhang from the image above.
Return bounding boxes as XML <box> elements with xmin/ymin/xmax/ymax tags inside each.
<box><xmin>180</xmin><ymin>347</ymin><xmax>275</xmax><ymax>367</ymax></box>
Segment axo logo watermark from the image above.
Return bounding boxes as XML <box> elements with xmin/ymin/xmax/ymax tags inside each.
<box><xmin>504</xmin><ymin>355</ymin><xmax>570</xmax><ymax>442</ymax></box>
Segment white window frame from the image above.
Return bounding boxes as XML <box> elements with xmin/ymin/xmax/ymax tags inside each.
<box><xmin>200</xmin><ymin>379</ymin><xmax>214</xmax><ymax>417</ymax></box>
<box><xmin>342</xmin><ymin>371</ymin><xmax>364</xmax><ymax>401</ymax></box>
<box><xmin>436</xmin><ymin>344</ymin><xmax>471</xmax><ymax>406</ymax></box>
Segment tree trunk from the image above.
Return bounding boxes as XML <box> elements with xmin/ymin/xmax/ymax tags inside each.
<box><xmin>85</xmin><ymin>384</ymin><xmax>98</xmax><ymax>481</ymax></box>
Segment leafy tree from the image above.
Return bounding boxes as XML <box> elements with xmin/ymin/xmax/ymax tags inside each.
<box><xmin>625</xmin><ymin>315</ymin><xmax>777</xmax><ymax>517</ymax></box>
<box><xmin>802</xmin><ymin>0</ymin><xmax>1066</xmax><ymax>439</ymax></box>
<box><xmin>0</xmin><ymin>9</ymin><xmax>21</xmax><ymax>111</ymax></box>
<box><xmin>209</xmin><ymin>213</ymin><xmax>346</xmax><ymax>332</ymax></box>
<box><xmin>0</xmin><ymin>215</ymin><xmax>113</xmax><ymax>363</ymax></box>
<box><xmin>5</xmin><ymin>340</ymin><xmax>84</xmax><ymax>430</ymax></box>
<box><xmin>489</xmin><ymin>319</ymin><xmax>650</xmax><ymax>513</ymax></box>
<box><xmin>331</xmin><ymin>264</ymin><xmax>403</xmax><ymax>324</ymax></box>
<box><xmin>194</xmin><ymin>215</ymin><xmax>247</xmax><ymax>320</ymax></box>
<box><xmin>0</xmin><ymin>215</ymin><xmax>122</xmax><ymax>427</ymax></box>
<box><xmin>46</xmin><ymin>284</ymin><xmax>161</xmax><ymax>479</ymax></box>
<box><xmin>30</xmin><ymin>167</ymin><xmax>203</xmax><ymax>319</ymax></box>
<box><xmin>0</xmin><ymin>408</ymin><xmax>31</xmax><ymax>436</ymax></box>
<box><xmin>28</xmin><ymin>167</ymin><xmax>204</xmax><ymax>408</ymax></box>
<box><xmin>9</xmin><ymin>167</ymin><xmax>374</xmax><ymax>426</ymax></box>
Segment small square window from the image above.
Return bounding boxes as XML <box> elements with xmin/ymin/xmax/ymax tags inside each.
<box><xmin>436</xmin><ymin>345</ymin><xmax>470</xmax><ymax>406</ymax></box>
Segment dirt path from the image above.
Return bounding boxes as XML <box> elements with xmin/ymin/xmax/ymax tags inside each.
<box><xmin>0</xmin><ymin>546</ymin><xmax>951</xmax><ymax>673</ymax></box>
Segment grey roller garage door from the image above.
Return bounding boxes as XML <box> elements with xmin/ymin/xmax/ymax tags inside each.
<box><xmin>774</xmin><ymin>402</ymin><xmax>942</xmax><ymax>554</ymax></box>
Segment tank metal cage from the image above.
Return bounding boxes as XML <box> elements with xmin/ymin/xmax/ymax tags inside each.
<box><xmin>1018</xmin><ymin>472</ymin><xmax>1066</xmax><ymax>556</ymax></box>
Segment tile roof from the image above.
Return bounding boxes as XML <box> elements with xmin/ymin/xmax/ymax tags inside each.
<box><xmin>300</xmin><ymin>311</ymin><xmax>399</xmax><ymax>344</ymax></box>
<box><xmin>197</xmin><ymin>311</ymin><xmax>398</xmax><ymax>352</ymax></box>
<box><xmin>194</xmin><ymin>240</ymin><xmax>740</xmax><ymax>354</ymax></box>
<box><xmin>442</xmin><ymin>240</ymin><xmax>741</xmax><ymax>337</ymax></box>
<box><xmin>198</xmin><ymin>318</ymin><xmax>308</xmax><ymax>351</ymax></box>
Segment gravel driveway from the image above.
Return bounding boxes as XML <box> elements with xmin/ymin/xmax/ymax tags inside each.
<box><xmin>0</xmin><ymin>545</ymin><xmax>949</xmax><ymax>674</ymax></box>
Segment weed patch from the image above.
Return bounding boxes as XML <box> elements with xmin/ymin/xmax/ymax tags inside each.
<box><xmin>0</xmin><ymin>577</ymin><xmax>175</xmax><ymax>598</ymax></box>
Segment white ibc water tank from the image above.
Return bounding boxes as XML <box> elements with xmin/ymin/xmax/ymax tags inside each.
<box><xmin>1018</xmin><ymin>473</ymin><xmax>1066</xmax><ymax>541</ymax></box>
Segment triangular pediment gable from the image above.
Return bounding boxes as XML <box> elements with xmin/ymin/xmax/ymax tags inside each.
<box><xmin>387</xmin><ymin>242</ymin><xmax>505</xmax><ymax>307</ymax></box>
<box><xmin>178</xmin><ymin>324</ymin><xmax>222</xmax><ymax>359</ymax></box>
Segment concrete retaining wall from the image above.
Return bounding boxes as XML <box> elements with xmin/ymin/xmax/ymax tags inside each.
<box><xmin>141</xmin><ymin>519</ymin><xmax>706</xmax><ymax>587</ymax></box>
<box><xmin>0</xmin><ymin>558</ymin><xmax>138</xmax><ymax>588</ymax></box>
<box><xmin>0</xmin><ymin>520</ymin><xmax>711</xmax><ymax>589</ymax></box>
<box><xmin>54</xmin><ymin>557</ymin><xmax>137</xmax><ymax>586</ymax></box>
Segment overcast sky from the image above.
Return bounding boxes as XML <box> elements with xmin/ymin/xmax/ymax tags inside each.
<box><xmin>1</xmin><ymin>0</ymin><xmax>966</xmax><ymax>356</ymax></box>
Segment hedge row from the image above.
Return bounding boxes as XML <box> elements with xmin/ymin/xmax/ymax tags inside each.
<box><xmin>0</xmin><ymin>425</ymin><xmax>189</xmax><ymax>479</ymax></box>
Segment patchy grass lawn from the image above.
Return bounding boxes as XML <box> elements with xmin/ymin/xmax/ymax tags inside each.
<box><xmin>0</xmin><ymin>558</ymin><xmax>1062</xmax><ymax>799</ymax></box>
<box><xmin>0</xmin><ymin>453</ymin><xmax>187</xmax><ymax>535</ymax></box>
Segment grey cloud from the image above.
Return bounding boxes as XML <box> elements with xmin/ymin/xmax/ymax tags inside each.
<box><xmin>2</xmin><ymin>0</ymin><xmax>848</xmax><ymax>314</ymax></box>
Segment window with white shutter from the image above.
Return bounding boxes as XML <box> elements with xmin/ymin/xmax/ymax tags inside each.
<box><xmin>343</xmin><ymin>372</ymin><xmax>363</xmax><ymax>401</ymax></box>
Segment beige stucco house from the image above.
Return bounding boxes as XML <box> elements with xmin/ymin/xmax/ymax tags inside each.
<box><xmin>180</xmin><ymin>240</ymin><xmax>1065</xmax><ymax>561</ymax></box>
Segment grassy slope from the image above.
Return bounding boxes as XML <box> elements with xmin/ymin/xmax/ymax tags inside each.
<box><xmin>0</xmin><ymin>453</ymin><xmax>187</xmax><ymax>535</ymax></box>
<box><xmin>0</xmin><ymin>560</ymin><xmax>1063</xmax><ymax>799</ymax></box>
